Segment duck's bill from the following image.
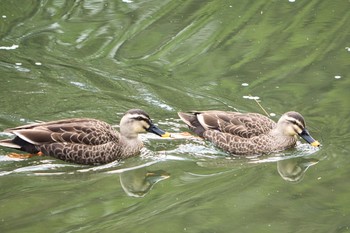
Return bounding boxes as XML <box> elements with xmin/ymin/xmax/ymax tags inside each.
<box><xmin>147</xmin><ymin>124</ymin><xmax>171</xmax><ymax>138</ymax></box>
<box><xmin>299</xmin><ymin>129</ymin><xmax>320</xmax><ymax>147</ymax></box>
<box><xmin>146</xmin><ymin>170</ymin><xmax>170</xmax><ymax>179</ymax></box>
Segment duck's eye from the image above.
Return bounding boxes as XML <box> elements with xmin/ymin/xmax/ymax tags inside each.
<box><xmin>288</xmin><ymin>120</ymin><xmax>304</xmax><ymax>129</ymax></box>
<box><xmin>133</xmin><ymin>116</ymin><xmax>147</xmax><ymax>122</ymax></box>
<box><xmin>288</xmin><ymin>120</ymin><xmax>297</xmax><ymax>125</ymax></box>
<box><xmin>133</xmin><ymin>117</ymin><xmax>152</xmax><ymax>127</ymax></box>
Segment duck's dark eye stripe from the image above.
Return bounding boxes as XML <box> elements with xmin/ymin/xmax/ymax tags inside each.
<box><xmin>288</xmin><ymin>120</ymin><xmax>304</xmax><ymax>129</ymax></box>
<box><xmin>132</xmin><ymin>116</ymin><xmax>151</xmax><ymax>124</ymax></box>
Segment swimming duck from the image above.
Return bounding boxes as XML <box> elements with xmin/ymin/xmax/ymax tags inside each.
<box><xmin>0</xmin><ymin>109</ymin><xmax>170</xmax><ymax>165</ymax></box>
<box><xmin>178</xmin><ymin>111</ymin><xmax>320</xmax><ymax>156</ymax></box>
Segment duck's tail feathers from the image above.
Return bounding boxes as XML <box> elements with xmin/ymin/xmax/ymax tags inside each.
<box><xmin>0</xmin><ymin>139</ymin><xmax>21</xmax><ymax>149</ymax></box>
<box><xmin>177</xmin><ymin>112</ymin><xmax>206</xmax><ymax>137</ymax></box>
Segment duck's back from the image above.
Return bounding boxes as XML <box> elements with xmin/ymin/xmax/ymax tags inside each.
<box><xmin>5</xmin><ymin>118</ymin><xmax>119</xmax><ymax>145</ymax></box>
<box><xmin>206</xmin><ymin>111</ymin><xmax>276</xmax><ymax>138</ymax></box>
<box><xmin>179</xmin><ymin>111</ymin><xmax>276</xmax><ymax>138</ymax></box>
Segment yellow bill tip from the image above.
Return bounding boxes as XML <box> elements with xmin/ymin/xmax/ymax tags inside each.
<box><xmin>161</xmin><ymin>132</ymin><xmax>171</xmax><ymax>138</ymax></box>
<box><xmin>311</xmin><ymin>140</ymin><xmax>320</xmax><ymax>147</ymax></box>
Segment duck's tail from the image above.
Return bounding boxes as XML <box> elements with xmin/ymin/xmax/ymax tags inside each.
<box><xmin>0</xmin><ymin>136</ymin><xmax>39</xmax><ymax>154</ymax></box>
<box><xmin>177</xmin><ymin>112</ymin><xmax>206</xmax><ymax>137</ymax></box>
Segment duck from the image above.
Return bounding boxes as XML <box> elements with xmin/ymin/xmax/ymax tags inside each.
<box><xmin>178</xmin><ymin>110</ymin><xmax>320</xmax><ymax>156</ymax></box>
<box><xmin>0</xmin><ymin>109</ymin><xmax>170</xmax><ymax>165</ymax></box>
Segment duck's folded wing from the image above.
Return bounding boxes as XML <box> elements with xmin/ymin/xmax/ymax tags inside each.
<box><xmin>5</xmin><ymin>118</ymin><xmax>119</xmax><ymax>146</ymax></box>
<box><xmin>201</xmin><ymin>112</ymin><xmax>275</xmax><ymax>138</ymax></box>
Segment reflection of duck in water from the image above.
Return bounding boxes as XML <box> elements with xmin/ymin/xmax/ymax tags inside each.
<box><xmin>277</xmin><ymin>157</ymin><xmax>319</xmax><ymax>182</ymax></box>
<box><xmin>120</xmin><ymin>167</ymin><xmax>170</xmax><ymax>197</ymax></box>
<box><xmin>191</xmin><ymin>155</ymin><xmax>319</xmax><ymax>183</ymax></box>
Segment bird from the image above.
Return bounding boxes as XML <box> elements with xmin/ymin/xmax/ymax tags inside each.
<box><xmin>177</xmin><ymin>110</ymin><xmax>320</xmax><ymax>156</ymax></box>
<box><xmin>0</xmin><ymin>109</ymin><xmax>170</xmax><ymax>165</ymax></box>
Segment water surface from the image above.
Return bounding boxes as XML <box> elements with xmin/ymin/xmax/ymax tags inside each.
<box><xmin>1</xmin><ymin>0</ymin><xmax>350</xmax><ymax>232</ymax></box>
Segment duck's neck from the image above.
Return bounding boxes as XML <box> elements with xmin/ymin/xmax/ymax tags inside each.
<box><xmin>120</xmin><ymin>127</ymin><xmax>139</xmax><ymax>139</ymax></box>
<box><xmin>119</xmin><ymin>134</ymin><xmax>144</xmax><ymax>156</ymax></box>
<box><xmin>118</xmin><ymin>126</ymin><xmax>142</xmax><ymax>146</ymax></box>
<box><xmin>269</xmin><ymin>127</ymin><xmax>297</xmax><ymax>148</ymax></box>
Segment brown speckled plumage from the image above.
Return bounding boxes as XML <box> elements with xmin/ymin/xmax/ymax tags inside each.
<box><xmin>178</xmin><ymin>111</ymin><xmax>320</xmax><ymax>156</ymax></box>
<box><xmin>0</xmin><ymin>109</ymin><xmax>167</xmax><ymax>165</ymax></box>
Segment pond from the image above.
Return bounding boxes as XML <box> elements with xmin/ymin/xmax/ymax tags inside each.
<box><xmin>1</xmin><ymin>0</ymin><xmax>350</xmax><ymax>232</ymax></box>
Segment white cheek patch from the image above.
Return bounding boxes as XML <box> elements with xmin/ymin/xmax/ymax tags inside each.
<box><xmin>134</xmin><ymin>121</ymin><xmax>148</xmax><ymax>132</ymax></box>
<box><xmin>284</xmin><ymin>125</ymin><xmax>300</xmax><ymax>136</ymax></box>
<box><xmin>141</xmin><ymin>121</ymin><xmax>150</xmax><ymax>130</ymax></box>
<box><xmin>293</xmin><ymin>125</ymin><xmax>303</xmax><ymax>134</ymax></box>
<box><xmin>286</xmin><ymin>126</ymin><xmax>296</xmax><ymax>135</ymax></box>
<box><xmin>132</xmin><ymin>124</ymin><xmax>145</xmax><ymax>133</ymax></box>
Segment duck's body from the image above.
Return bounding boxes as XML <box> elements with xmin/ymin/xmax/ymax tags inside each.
<box><xmin>178</xmin><ymin>111</ymin><xmax>320</xmax><ymax>156</ymax></box>
<box><xmin>0</xmin><ymin>109</ymin><xmax>169</xmax><ymax>165</ymax></box>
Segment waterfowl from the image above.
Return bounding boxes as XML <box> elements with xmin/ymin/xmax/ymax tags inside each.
<box><xmin>0</xmin><ymin>109</ymin><xmax>170</xmax><ymax>165</ymax></box>
<box><xmin>178</xmin><ymin>111</ymin><xmax>320</xmax><ymax>156</ymax></box>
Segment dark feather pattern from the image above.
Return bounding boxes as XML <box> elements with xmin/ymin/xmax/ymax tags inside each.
<box><xmin>7</xmin><ymin>119</ymin><xmax>117</xmax><ymax>145</ymax></box>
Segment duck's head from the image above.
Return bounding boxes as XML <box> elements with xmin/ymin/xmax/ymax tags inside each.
<box><xmin>120</xmin><ymin>109</ymin><xmax>170</xmax><ymax>138</ymax></box>
<box><xmin>277</xmin><ymin>111</ymin><xmax>320</xmax><ymax>147</ymax></box>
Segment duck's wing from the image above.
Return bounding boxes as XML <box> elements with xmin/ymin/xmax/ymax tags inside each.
<box><xmin>214</xmin><ymin>112</ymin><xmax>276</xmax><ymax>138</ymax></box>
<box><xmin>4</xmin><ymin>118</ymin><xmax>120</xmax><ymax>146</ymax></box>
<box><xmin>178</xmin><ymin>111</ymin><xmax>276</xmax><ymax>138</ymax></box>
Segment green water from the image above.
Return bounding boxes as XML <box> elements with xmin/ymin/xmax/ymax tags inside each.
<box><xmin>1</xmin><ymin>0</ymin><xmax>350</xmax><ymax>232</ymax></box>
